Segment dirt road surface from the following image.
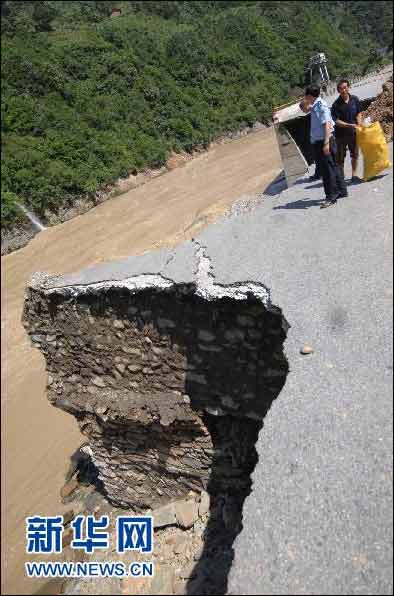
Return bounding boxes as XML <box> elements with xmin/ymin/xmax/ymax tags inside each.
<box><xmin>1</xmin><ymin>127</ymin><xmax>281</xmax><ymax>595</ymax></box>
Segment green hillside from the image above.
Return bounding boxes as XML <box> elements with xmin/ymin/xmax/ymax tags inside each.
<box><xmin>1</xmin><ymin>1</ymin><xmax>392</xmax><ymax>228</ymax></box>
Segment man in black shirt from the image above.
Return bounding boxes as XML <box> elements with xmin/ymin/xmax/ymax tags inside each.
<box><xmin>331</xmin><ymin>79</ymin><xmax>362</xmax><ymax>182</ymax></box>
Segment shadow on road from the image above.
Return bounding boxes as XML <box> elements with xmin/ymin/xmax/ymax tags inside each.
<box><xmin>262</xmin><ymin>170</ymin><xmax>287</xmax><ymax>196</ymax></box>
<box><xmin>305</xmin><ymin>182</ymin><xmax>323</xmax><ymax>190</ymax></box>
<box><xmin>293</xmin><ymin>176</ymin><xmax>314</xmax><ymax>185</ymax></box>
<box><xmin>348</xmin><ymin>173</ymin><xmax>389</xmax><ymax>186</ymax></box>
<box><xmin>273</xmin><ymin>197</ymin><xmax>323</xmax><ymax>210</ymax></box>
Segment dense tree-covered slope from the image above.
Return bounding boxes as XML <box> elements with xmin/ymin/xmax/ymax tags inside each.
<box><xmin>1</xmin><ymin>1</ymin><xmax>392</xmax><ymax>227</ymax></box>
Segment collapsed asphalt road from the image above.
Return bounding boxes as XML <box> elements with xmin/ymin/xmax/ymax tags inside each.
<box><xmin>223</xmin><ymin>149</ymin><xmax>393</xmax><ymax>595</ymax></box>
<box><xmin>8</xmin><ymin>65</ymin><xmax>392</xmax><ymax>594</ymax></box>
<box><xmin>25</xmin><ymin>145</ymin><xmax>393</xmax><ymax>596</ymax></box>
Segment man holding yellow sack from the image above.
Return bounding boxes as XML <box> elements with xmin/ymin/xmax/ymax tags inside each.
<box><xmin>331</xmin><ymin>79</ymin><xmax>362</xmax><ymax>182</ymax></box>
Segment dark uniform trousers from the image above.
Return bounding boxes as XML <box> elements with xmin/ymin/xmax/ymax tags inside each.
<box><xmin>313</xmin><ymin>136</ymin><xmax>347</xmax><ymax>201</ymax></box>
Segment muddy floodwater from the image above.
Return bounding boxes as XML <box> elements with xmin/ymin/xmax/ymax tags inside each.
<box><xmin>1</xmin><ymin>127</ymin><xmax>281</xmax><ymax>595</ymax></box>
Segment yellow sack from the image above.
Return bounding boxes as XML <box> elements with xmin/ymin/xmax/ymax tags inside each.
<box><xmin>356</xmin><ymin>122</ymin><xmax>392</xmax><ymax>181</ymax></box>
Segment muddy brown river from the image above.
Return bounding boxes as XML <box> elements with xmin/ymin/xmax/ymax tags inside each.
<box><xmin>1</xmin><ymin>128</ymin><xmax>281</xmax><ymax>595</ymax></box>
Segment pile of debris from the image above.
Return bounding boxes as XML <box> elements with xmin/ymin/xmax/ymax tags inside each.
<box><xmin>361</xmin><ymin>76</ymin><xmax>393</xmax><ymax>141</ymax></box>
<box><xmin>59</xmin><ymin>469</ymin><xmax>243</xmax><ymax>595</ymax></box>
